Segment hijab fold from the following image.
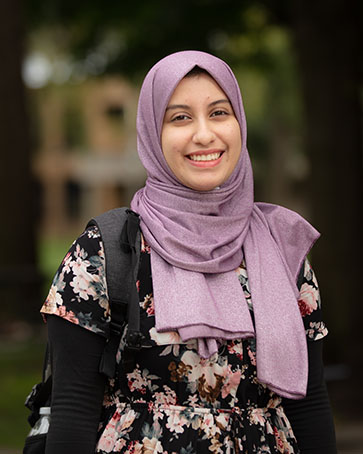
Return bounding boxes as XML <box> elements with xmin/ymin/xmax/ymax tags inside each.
<box><xmin>131</xmin><ymin>51</ymin><xmax>319</xmax><ymax>399</ymax></box>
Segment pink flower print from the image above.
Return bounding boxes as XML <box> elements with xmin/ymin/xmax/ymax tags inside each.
<box><xmin>149</xmin><ymin>328</ymin><xmax>181</xmax><ymax>345</ymax></box>
<box><xmin>227</xmin><ymin>340</ymin><xmax>243</xmax><ymax>360</ymax></box>
<box><xmin>141</xmin><ymin>437</ymin><xmax>163</xmax><ymax>454</ymax></box>
<box><xmin>215</xmin><ymin>412</ymin><xmax>229</xmax><ymax>431</ymax></box>
<box><xmin>97</xmin><ymin>410</ymin><xmax>122</xmax><ymax>452</ymax></box>
<box><xmin>141</xmin><ymin>294</ymin><xmax>154</xmax><ymax>316</ymax></box>
<box><xmin>221</xmin><ymin>368</ymin><xmax>241</xmax><ymax>399</ymax></box>
<box><xmin>141</xmin><ymin>234</ymin><xmax>151</xmax><ymax>253</ymax></box>
<box><xmin>249</xmin><ymin>408</ymin><xmax>267</xmax><ymax>426</ymax></box>
<box><xmin>70</xmin><ymin>246</ymin><xmax>90</xmax><ymax>276</ymax></box>
<box><xmin>247</xmin><ymin>346</ymin><xmax>256</xmax><ymax>366</ymax></box>
<box><xmin>124</xmin><ymin>440</ymin><xmax>142</xmax><ymax>454</ymax></box>
<box><xmin>127</xmin><ymin>368</ymin><xmax>154</xmax><ymax>394</ymax></box>
<box><xmin>154</xmin><ymin>386</ymin><xmax>178</xmax><ymax>407</ymax></box>
<box><xmin>97</xmin><ymin>432</ymin><xmax>117</xmax><ymax>452</ymax></box>
<box><xmin>201</xmin><ymin>412</ymin><xmax>219</xmax><ymax>437</ymax></box>
<box><xmin>273</xmin><ymin>426</ymin><xmax>288</xmax><ymax>453</ymax></box>
<box><xmin>56</xmin><ymin>306</ymin><xmax>79</xmax><ymax>324</ymax></box>
<box><xmin>298</xmin><ymin>283</ymin><xmax>319</xmax><ymax>317</ymax></box>
<box><xmin>165</xmin><ymin>410</ymin><xmax>187</xmax><ymax>433</ymax></box>
<box><xmin>62</xmin><ymin>252</ymin><xmax>72</xmax><ymax>274</ymax></box>
<box><xmin>45</xmin><ymin>284</ymin><xmax>63</xmax><ymax>310</ymax></box>
<box><xmin>306</xmin><ymin>321</ymin><xmax>328</xmax><ymax>340</ymax></box>
<box><xmin>70</xmin><ymin>272</ymin><xmax>99</xmax><ymax>300</ymax></box>
<box><xmin>186</xmin><ymin>394</ymin><xmax>199</xmax><ymax>407</ymax></box>
<box><xmin>113</xmin><ymin>438</ymin><xmax>127</xmax><ymax>451</ymax></box>
<box><xmin>146</xmin><ymin>298</ymin><xmax>154</xmax><ymax>316</ymax></box>
<box><xmin>118</xmin><ymin>409</ymin><xmax>137</xmax><ymax>431</ymax></box>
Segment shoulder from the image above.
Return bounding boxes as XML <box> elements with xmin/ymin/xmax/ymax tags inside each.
<box><xmin>63</xmin><ymin>225</ymin><xmax>106</xmax><ymax>280</ymax></box>
<box><xmin>41</xmin><ymin>225</ymin><xmax>110</xmax><ymax>337</ymax></box>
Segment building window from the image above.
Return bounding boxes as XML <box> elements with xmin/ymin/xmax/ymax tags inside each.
<box><xmin>105</xmin><ymin>104</ymin><xmax>124</xmax><ymax>122</ymax></box>
<box><xmin>65</xmin><ymin>180</ymin><xmax>81</xmax><ymax>219</ymax></box>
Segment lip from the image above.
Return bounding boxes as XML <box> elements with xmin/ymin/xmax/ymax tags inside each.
<box><xmin>186</xmin><ymin>149</ymin><xmax>224</xmax><ymax>168</ymax></box>
<box><xmin>187</xmin><ymin>149</ymin><xmax>223</xmax><ymax>157</ymax></box>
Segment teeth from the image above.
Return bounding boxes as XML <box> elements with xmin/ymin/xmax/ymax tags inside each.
<box><xmin>189</xmin><ymin>152</ymin><xmax>221</xmax><ymax>162</ymax></box>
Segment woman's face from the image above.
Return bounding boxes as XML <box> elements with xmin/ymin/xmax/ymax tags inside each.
<box><xmin>161</xmin><ymin>73</ymin><xmax>242</xmax><ymax>191</ymax></box>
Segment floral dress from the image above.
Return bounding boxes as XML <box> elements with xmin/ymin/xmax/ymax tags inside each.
<box><xmin>41</xmin><ymin>226</ymin><xmax>328</xmax><ymax>454</ymax></box>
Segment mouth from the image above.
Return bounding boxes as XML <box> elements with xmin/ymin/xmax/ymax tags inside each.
<box><xmin>187</xmin><ymin>150</ymin><xmax>224</xmax><ymax>162</ymax></box>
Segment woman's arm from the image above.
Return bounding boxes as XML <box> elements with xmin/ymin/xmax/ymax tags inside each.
<box><xmin>45</xmin><ymin>315</ymin><xmax>107</xmax><ymax>454</ymax></box>
<box><xmin>282</xmin><ymin>337</ymin><xmax>337</xmax><ymax>453</ymax></box>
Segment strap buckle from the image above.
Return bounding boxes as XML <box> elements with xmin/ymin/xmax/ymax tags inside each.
<box><xmin>126</xmin><ymin>329</ymin><xmax>145</xmax><ymax>350</ymax></box>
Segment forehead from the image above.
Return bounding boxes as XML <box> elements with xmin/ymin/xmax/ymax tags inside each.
<box><xmin>167</xmin><ymin>73</ymin><xmax>229</xmax><ymax>104</ymax></box>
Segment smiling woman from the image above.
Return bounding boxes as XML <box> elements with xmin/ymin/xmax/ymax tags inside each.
<box><xmin>39</xmin><ymin>51</ymin><xmax>336</xmax><ymax>454</ymax></box>
<box><xmin>161</xmin><ymin>70</ymin><xmax>241</xmax><ymax>191</ymax></box>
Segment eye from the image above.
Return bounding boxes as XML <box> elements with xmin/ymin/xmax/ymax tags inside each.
<box><xmin>171</xmin><ymin>114</ymin><xmax>191</xmax><ymax>122</ymax></box>
<box><xmin>211</xmin><ymin>109</ymin><xmax>228</xmax><ymax>117</ymax></box>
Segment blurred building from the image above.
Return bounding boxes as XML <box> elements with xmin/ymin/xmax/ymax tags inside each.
<box><xmin>33</xmin><ymin>77</ymin><xmax>146</xmax><ymax>236</ymax></box>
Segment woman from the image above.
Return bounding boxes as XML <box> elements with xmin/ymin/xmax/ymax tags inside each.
<box><xmin>41</xmin><ymin>51</ymin><xmax>337</xmax><ymax>453</ymax></box>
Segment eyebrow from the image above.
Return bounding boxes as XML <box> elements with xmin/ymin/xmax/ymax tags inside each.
<box><xmin>165</xmin><ymin>98</ymin><xmax>231</xmax><ymax>111</ymax></box>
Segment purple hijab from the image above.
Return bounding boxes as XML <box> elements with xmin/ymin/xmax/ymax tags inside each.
<box><xmin>131</xmin><ymin>50</ymin><xmax>319</xmax><ymax>399</ymax></box>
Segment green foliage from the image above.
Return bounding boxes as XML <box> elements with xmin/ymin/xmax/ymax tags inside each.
<box><xmin>25</xmin><ymin>0</ymin><xmax>278</xmax><ymax>78</ymax></box>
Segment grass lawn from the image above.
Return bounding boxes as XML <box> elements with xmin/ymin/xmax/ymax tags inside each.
<box><xmin>0</xmin><ymin>338</ymin><xmax>45</xmax><ymax>449</ymax></box>
<box><xmin>0</xmin><ymin>235</ymin><xmax>72</xmax><ymax>450</ymax></box>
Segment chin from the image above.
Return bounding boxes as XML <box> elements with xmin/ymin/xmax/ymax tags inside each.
<box><xmin>180</xmin><ymin>173</ymin><xmax>228</xmax><ymax>192</ymax></box>
<box><xmin>188</xmin><ymin>182</ymin><xmax>222</xmax><ymax>192</ymax></box>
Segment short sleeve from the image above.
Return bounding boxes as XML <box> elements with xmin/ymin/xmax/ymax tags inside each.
<box><xmin>40</xmin><ymin>225</ymin><xmax>110</xmax><ymax>338</ymax></box>
<box><xmin>297</xmin><ymin>258</ymin><xmax>328</xmax><ymax>341</ymax></box>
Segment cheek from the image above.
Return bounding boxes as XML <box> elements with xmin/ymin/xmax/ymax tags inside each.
<box><xmin>161</xmin><ymin>135</ymin><xmax>183</xmax><ymax>171</ymax></box>
<box><xmin>162</xmin><ymin>131</ymin><xmax>186</xmax><ymax>156</ymax></box>
<box><xmin>225</xmin><ymin>123</ymin><xmax>242</xmax><ymax>155</ymax></box>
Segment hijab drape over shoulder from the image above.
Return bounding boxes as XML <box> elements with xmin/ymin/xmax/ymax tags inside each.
<box><xmin>131</xmin><ymin>50</ymin><xmax>319</xmax><ymax>399</ymax></box>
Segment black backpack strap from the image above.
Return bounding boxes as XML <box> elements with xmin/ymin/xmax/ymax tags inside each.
<box><xmin>87</xmin><ymin>208</ymin><xmax>142</xmax><ymax>378</ymax></box>
<box><xmin>25</xmin><ymin>209</ymin><xmax>142</xmax><ymax>428</ymax></box>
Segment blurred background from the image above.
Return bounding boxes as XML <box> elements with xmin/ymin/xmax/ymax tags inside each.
<box><xmin>0</xmin><ymin>0</ymin><xmax>361</xmax><ymax>451</ymax></box>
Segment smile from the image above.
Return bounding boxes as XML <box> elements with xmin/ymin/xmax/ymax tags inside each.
<box><xmin>188</xmin><ymin>152</ymin><xmax>222</xmax><ymax>162</ymax></box>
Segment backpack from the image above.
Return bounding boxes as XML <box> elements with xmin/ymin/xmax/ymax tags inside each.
<box><xmin>23</xmin><ymin>208</ymin><xmax>142</xmax><ymax>453</ymax></box>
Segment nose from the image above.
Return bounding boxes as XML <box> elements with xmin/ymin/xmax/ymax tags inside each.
<box><xmin>192</xmin><ymin>119</ymin><xmax>216</xmax><ymax>146</ymax></box>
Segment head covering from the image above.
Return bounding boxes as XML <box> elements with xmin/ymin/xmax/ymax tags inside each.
<box><xmin>131</xmin><ymin>50</ymin><xmax>319</xmax><ymax>399</ymax></box>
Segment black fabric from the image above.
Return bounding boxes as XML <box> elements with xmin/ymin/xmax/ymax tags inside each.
<box><xmin>282</xmin><ymin>339</ymin><xmax>337</xmax><ymax>453</ymax></box>
<box><xmin>88</xmin><ymin>208</ymin><xmax>141</xmax><ymax>379</ymax></box>
<box><xmin>45</xmin><ymin>315</ymin><xmax>107</xmax><ymax>454</ymax></box>
<box><xmin>47</xmin><ymin>315</ymin><xmax>336</xmax><ymax>453</ymax></box>
<box><xmin>24</xmin><ymin>433</ymin><xmax>47</xmax><ymax>454</ymax></box>
<box><xmin>87</xmin><ymin>208</ymin><xmax>141</xmax><ymax>308</ymax></box>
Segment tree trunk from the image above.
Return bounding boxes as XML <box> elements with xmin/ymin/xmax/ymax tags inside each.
<box><xmin>0</xmin><ymin>0</ymin><xmax>41</xmax><ymax>326</ymax></box>
<box><xmin>291</xmin><ymin>0</ymin><xmax>362</xmax><ymax>416</ymax></box>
